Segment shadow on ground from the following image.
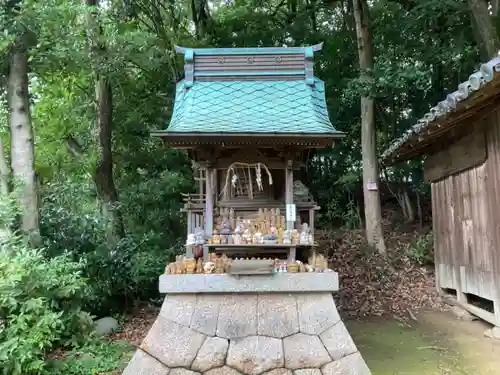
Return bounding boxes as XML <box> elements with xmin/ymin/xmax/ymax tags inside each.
<box><xmin>347</xmin><ymin>310</ymin><xmax>500</xmax><ymax>375</ymax></box>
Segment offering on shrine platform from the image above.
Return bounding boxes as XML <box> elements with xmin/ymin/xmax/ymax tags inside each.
<box><xmin>193</xmin><ymin>206</ymin><xmax>316</xmax><ymax>246</ymax></box>
<box><xmin>164</xmin><ymin>253</ymin><xmax>331</xmax><ymax>275</ymax></box>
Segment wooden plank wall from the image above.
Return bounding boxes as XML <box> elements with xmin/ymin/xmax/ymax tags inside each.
<box><xmin>430</xmin><ymin>110</ymin><xmax>500</xmax><ymax>323</ymax></box>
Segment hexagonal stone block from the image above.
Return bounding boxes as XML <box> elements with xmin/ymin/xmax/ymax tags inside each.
<box><xmin>227</xmin><ymin>336</ymin><xmax>284</xmax><ymax>375</ymax></box>
<box><xmin>283</xmin><ymin>333</ymin><xmax>331</xmax><ymax>369</ymax></box>
<box><xmin>204</xmin><ymin>366</ymin><xmax>242</xmax><ymax>375</ymax></box>
<box><xmin>191</xmin><ymin>337</ymin><xmax>229</xmax><ymax>372</ymax></box>
<box><xmin>217</xmin><ymin>294</ymin><xmax>257</xmax><ymax>339</ymax></box>
<box><xmin>296</xmin><ymin>293</ymin><xmax>340</xmax><ymax>335</ymax></box>
<box><xmin>263</xmin><ymin>369</ymin><xmax>293</xmax><ymax>375</ymax></box>
<box><xmin>321</xmin><ymin>352</ymin><xmax>371</xmax><ymax>375</ymax></box>
<box><xmin>122</xmin><ymin>349</ymin><xmax>169</xmax><ymax>375</ymax></box>
<box><xmin>257</xmin><ymin>294</ymin><xmax>299</xmax><ymax>338</ymax></box>
<box><xmin>170</xmin><ymin>369</ymin><xmax>200</xmax><ymax>375</ymax></box>
<box><xmin>319</xmin><ymin>322</ymin><xmax>357</xmax><ymax>360</ymax></box>
<box><xmin>159</xmin><ymin>294</ymin><xmax>196</xmax><ymax>327</ymax></box>
<box><xmin>190</xmin><ymin>294</ymin><xmax>221</xmax><ymax>336</ymax></box>
<box><xmin>293</xmin><ymin>369</ymin><xmax>321</xmax><ymax>375</ymax></box>
<box><xmin>140</xmin><ymin>316</ymin><xmax>206</xmax><ymax>368</ymax></box>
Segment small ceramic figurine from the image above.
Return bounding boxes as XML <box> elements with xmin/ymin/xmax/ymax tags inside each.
<box><xmin>165</xmin><ymin>263</ymin><xmax>173</xmax><ymax>274</ymax></box>
<box><xmin>252</xmin><ymin>231</ymin><xmax>262</xmax><ymax>244</ymax></box>
<box><xmin>194</xmin><ymin>227</ymin><xmax>205</xmax><ymax>245</ymax></box>
<box><xmin>186</xmin><ymin>233</ymin><xmax>196</xmax><ymax>245</ymax></box>
<box><xmin>234</xmin><ymin>218</ymin><xmax>243</xmax><ymax>235</ymax></box>
<box><xmin>204</xmin><ymin>262</ymin><xmax>215</xmax><ymax>273</ymax></box>
<box><xmin>221</xmin><ymin>254</ymin><xmax>230</xmax><ymax>272</ymax></box>
<box><xmin>212</xmin><ymin>230</ymin><xmax>221</xmax><ymax>244</ymax></box>
<box><xmin>288</xmin><ymin>261</ymin><xmax>298</xmax><ymax>273</ymax></box>
<box><xmin>196</xmin><ymin>258</ymin><xmax>203</xmax><ymax>273</ymax></box>
<box><xmin>185</xmin><ymin>258</ymin><xmax>196</xmax><ymax>274</ymax></box>
<box><xmin>173</xmin><ymin>262</ymin><xmax>182</xmax><ymax>274</ymax></box>
<box><xmin>220</xmin><ymin>220</ymin><xmax>232</xmax><ymax>235</ymax></box>
<box><xmin>277</xmin><ymin>227</ymin><xmax>284</xmax><ymax>243</ymax></box>
<box><xmin>215</xmin><ymin>257</ymin><xmax>225</xmax><ymax>273</ymax></box>
<box><xmin>299</xmin><ymin>261</ymin><xmax>306</xmax><ymax>273</ymax></box>
<box><xmin>243</xmin><ymin>228</ymin><xmax>251</xmax><ymax>244</ymax></box>
<box><xmin>291</xmin><ymin>229</ymin><xmax>299</xmax><ymax>245</ymax></box>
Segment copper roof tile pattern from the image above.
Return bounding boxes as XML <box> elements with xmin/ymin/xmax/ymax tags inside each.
<box><xmin>164</xmin><ymin>79</ymin><xmax>340</xmax><ymax>134</ymax></box>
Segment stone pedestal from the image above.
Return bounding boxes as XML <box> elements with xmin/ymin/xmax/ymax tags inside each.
<box><xmin>122</xmin><ymin>273</ymin><xmax>371</xmax><ymax>375</ymax></box>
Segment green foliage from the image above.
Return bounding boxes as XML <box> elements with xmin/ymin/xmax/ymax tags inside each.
<box><xmin>0</xmin><ymin>237</ymin><xmax>93</xmax><ymax>375</ymax></box>
<box><xmin>408</xmin><ymin>232</ymin><xmax>434</xmax><ymax>266</ymax></box>
<box><xmin>45</xmin><ymin>339</ymin><xmax>133</xmax><ymax>375</ymax></box>
<box><xmin>39</xmin><ymin>175</ymin><xmax>187</xmax><ymax>315</ymax></box>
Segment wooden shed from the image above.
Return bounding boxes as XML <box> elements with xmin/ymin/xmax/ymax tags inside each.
<box><xmin>382</xmin><ymin>56</ymin><xmax>500</xmax><ymax>328</ymax></box>
<box><xmin>152</xmin><ymin>44</ymin><xmax>343</xmax><ymax>264</ymax></box>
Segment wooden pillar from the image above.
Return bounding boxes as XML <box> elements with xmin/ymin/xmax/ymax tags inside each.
<box><xmin>285</xmin><ymin>159</ymin><xmax>294</xmax><ymax>231</ymax></box>
<box><xmin>187</xmin><ymin>210</ymin><xmax>193</xmax><ymax>234</ymax></box>
<box><xmin>213</xmin><ymin>169</ymin><xmax>219</xmax><ymax>205</ymax></box>
<box><xmin>285</xmin><ymin>159</ymin><xmax>296</xmax><ymax>261</ymax></box>
<box><xmin>309</xmin><ymin>208</ymin><xmax>315</xmax><ymax>238</ymax></box>
<box><xmin>205</xmin><ymin>166</ymin><xmax>214</xmax><ymax>238</ymax></box>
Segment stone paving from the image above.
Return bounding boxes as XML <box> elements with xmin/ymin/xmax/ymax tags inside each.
<box><xmin>122</xmin><ymin>292</ymin><xmax>371</xmax><ymax>375</ymax></box>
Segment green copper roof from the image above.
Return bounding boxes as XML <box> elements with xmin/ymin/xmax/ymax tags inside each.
<box><xmin>164</xmin><ymin>78</ymin><xmax>340</xmax><ymax>134</ymax></box>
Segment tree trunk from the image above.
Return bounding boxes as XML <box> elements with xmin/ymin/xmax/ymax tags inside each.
<box><xmin>0</xmin><ymin>136</ymin><xmax>10</xmax><ymax>196</ymax></box>
<box><xmin>468</xmin><ymin>0</ymin><xmax>500</xmax><ymax>58</ymax></box>
<box><xmin>84</xmin><ymin>0</ymin><xmax>124</xmax><ymax>244</ymax></box>
<box><xmin>352</xmin><ymin>0</ymin><xmax>386</xmax><ymax>254</ymax></box>
<box><xmin>416</xmin><ymin>190</ymin><xmax>423</xmax><ymax>228</ymax></box>
<box><xmin>402</xmin><ymin>188</ymin><xmax>415</xmax><ymax>222</ymax></box>
<box><xmin>493</xmin><ymin>0</ymin><xmax>499</xmax><ymax>16</ymax></box>
<box><xmin>0</xmin><ymin>135</ymin><xmax>12</xmax><ymax>241</ymax></box>
<box><xmin>93</xmin><ymin>78</ymin><xmax>124</xmax><ymax>243</ymax></box>
<box><xmin>7</xmin><ymin>45</ymin><xmax>41</xmax><ymax>246</ymax></box>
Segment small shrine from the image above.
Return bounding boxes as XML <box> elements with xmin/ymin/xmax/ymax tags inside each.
<box><xmin>121</xmin><ymin>44</ymin><xmax>372</xmax><ymax>375</ymax></box>
<box><xmin>152</xmin><ymin>43</ymin><xmax>344</xmax><ymax>272</ymax></box>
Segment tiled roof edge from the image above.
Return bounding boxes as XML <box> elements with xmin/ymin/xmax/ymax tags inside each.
<box><xmin>381</xmin><ymin>54</ymin><xmax>500</xmax><ymax>161</ymax></box>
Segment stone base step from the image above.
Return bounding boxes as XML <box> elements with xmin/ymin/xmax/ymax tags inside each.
<box><xmin>122</xmin><ymin>290</ymin><xmax>371</xmax><ymax>375</ymax></box>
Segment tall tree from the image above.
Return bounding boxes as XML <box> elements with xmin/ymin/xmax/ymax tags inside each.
<box><xmin>84</xmin><ymin>0</ymin><xmax>124</xmax><ymax>243</ymax></box>
<box><xmin>468</xmin><ymin>0</ymin><xmax>500</xmax><ymax>58</ymax></box>
<box><xmin>8</xmin><ymin>38</ymin><xmax>41</xmax><ymax>245</ymax></box>
<box><xmin>352</xmin><ymin>0</ymin><xmax>386</xmax><ymax>254</ymax></box>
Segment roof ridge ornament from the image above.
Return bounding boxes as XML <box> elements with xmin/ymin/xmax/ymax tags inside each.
<box><xmin>305</xmin><ymin>46</ymin><xmax>314</xmax><ymax>86</ymax></box>
<box><xmin>184</xmin><ymin>48</ymin><xmax>194</xmax><ymax>89</ymax></box>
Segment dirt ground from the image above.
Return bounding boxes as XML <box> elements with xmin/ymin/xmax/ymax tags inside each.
<box><xmin>347</xmin><ymin>310</ymin><xmax>500</xmax><ymax>375</ymax></box>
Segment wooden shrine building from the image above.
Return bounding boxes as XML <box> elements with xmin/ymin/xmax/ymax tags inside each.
<box><xmin>152</xmin><ymin>44</ymin><xmax>343</xmax><ymax>262</ymax></box>
<box><xmin>382</xmin><ymin>56</ymin><xmax>500</xmax><ymax>328</ymax></box>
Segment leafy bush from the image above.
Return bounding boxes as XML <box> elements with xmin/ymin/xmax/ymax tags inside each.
<box><xmin>408</xmin><ymin>232</ymin><xmax>434</xmax><ymax>266</ymax></box>
<box><xmin>0</xmin><ymin>237</ymin><xmax>93</xmax><ymax>375</ymax></box>
<box><xmin>45</xmin><ymin>339</ymin><xmax>133</xmax><ymax>375</ymax></box>
<box><xmin>40</xmin><ymin>176</ymin><xmax>186</xmax><ymax>315</ymax></box>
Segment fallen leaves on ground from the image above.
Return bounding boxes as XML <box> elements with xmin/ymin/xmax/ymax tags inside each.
<box><xmin>318</xmin><ymin>226</ymin><xmax>446</xmax><ymax>324</ymax></box>
<box><xmin>110</xmin><ymin>306</ymin><xmax>159</xmax><ymax>347</ymax></box>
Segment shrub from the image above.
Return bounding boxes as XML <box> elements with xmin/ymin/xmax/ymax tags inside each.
<box><xmin>45</xmin><ymin>339</ymin><xmax>133</xmax><ymax>375</ymax></box>
<box><xmin>0</xmin><ymin>237</ymin><xmax>93</xmax><ymax>375</ymax></box>
<box><xmin>39</xmin><ymin>176</ymin><xmax>186</xmax><ymax>316</ymax></box>
<box><xmin>408</xmin><ymin>232</ymin><xmax>434</xmax><ymax>266</ymax></box>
